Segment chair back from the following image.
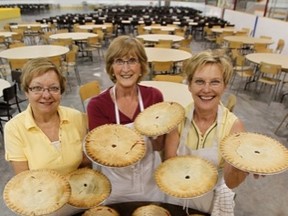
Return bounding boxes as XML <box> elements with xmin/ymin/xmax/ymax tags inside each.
<box><xmin>153</xmin><ymin>75</ymin><xmax>184</xmax><ymax>83</ymax></box>
<box><xmin>225</xmin><ymin>94</ymin><xmax>237</xmax><ymax>112</ymax></box>
<box><xmin>275</xmin><ymin>39</ymin><xmax>285</xmax><ymax>54</ymax></box>
<box><xmin>259</xmin><ymin>62</ymin><xmax>281</xmax><ymax>76</ymax></box>
<box><xmin>79</xmin><ymin>80</ymin><xmax>101</xmax><ymax>111</ymax></box>
<box><xmin>0</xmin><ymin>82</ymin><xmax>19</xmax><ymax>119</ymax></box>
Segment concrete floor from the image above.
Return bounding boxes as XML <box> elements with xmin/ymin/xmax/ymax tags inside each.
<box><xmin>0</xmin><ymin>8</ymin><xmax>288</xmax><ymax>216</ymax></box>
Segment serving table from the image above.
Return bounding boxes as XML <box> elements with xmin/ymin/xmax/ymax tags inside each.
<box><xmin>73</xmin><ymin>202</ymin><xmax>210</xmax><ymax>216</ymax></box>
<box><xmin>140</xmin><ymin>80</ymin><xmax>191</xmax><ymax>107</ymax></box>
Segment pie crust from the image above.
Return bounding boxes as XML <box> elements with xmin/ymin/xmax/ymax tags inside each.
<box><xmin>66</xmin><ymin>168</ymin><xmax>111</xmax><ymax>208</ymax></box>
<box><xmin>155</xmin><ymin>156</ymin><xmax>218</xmax><ymax>198</ymax></box>
<box><xmin>134</xmin><ymin>101</ymin><xmax>185</xmax><ymax>136</ymax></box>
<box><xmin>220</xmin><ymin>132</ymin><xmax>288</xmax><ymax>175</ymax></box>
<box><xmin>82</xmin><ymin>206</ymin><xmax>119</xmax><ymax>216</ymax></box>
<box><xmin>3</xmin><ymin>169</ymin><xmax>71</xmax><ymax>216</ymax></box>
<box><xmin>85</xmin><ymin>124</ymin><xmax>146</xmax><ymax>167</ymax></box>
<box><xmin>132</xmin><ymin>204</ymin><xmax>171</xmax><ymax>216</ymax></box>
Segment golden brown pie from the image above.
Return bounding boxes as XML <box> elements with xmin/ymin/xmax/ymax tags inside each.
<box><xmin>132</xmin><ymin>204</ymin><xmax>171</xmax><ymax>216</ymax></box>
<box><xmin>134</xmin><ymin>101</ymin><xmax>185</xmax><ymax>136</ymax></box>
<box><xmin>85</xmin><ymin>124</ymin><xmax>146</xmax><ymax>167</ymax></box>
<box><xmin>155</xmin><ymin>156</ymin><xmax>218</xmax><ymax>198</ymax></box>
<box><xmin>66</xmin><ymin>168</ymin><xmax>111</xmax><ymax>208</ymax></box>
<box><xmin>82</xmin><ymin>206</ymin><xmax>119</xmax><ymax>216</ymax></box>
<box><xmin>220</xmin><ymin>132</ymin><xmax>288</xmax><ymax>175</ymax></box>
<box><xmin>3</xmin><ymin>169</ymin><xmax>71</xmax><ymax>216</ymax></box>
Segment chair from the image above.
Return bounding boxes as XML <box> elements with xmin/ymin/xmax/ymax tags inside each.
<box><xmin>225</xmin><ymin>94</ymin><xmax>237</xmax><ymax>112</ymax></box>
<box><xmin>0</xmin><ymin>82</ymin><xmax>26</xmax><ymax>121</ymax></box>
<box><xmin>203</xmin><ymin>26</ymin><xmax>216</xmax><ymax>48</ymax></box>
<box><xmin>63</xmin><ymin>49</ymin><xmax>81</xmax><ymax>85</ymax></box>
<box><xmin>153</xmin><ymin>74</ymin><xmax>185</xmax><ymax>83</ymax></box>
<box><xmin>255</xmin><ymin>62</ymin><xmax>282</xmax><ymax>105</ymax></box>
<box><xmin>9</xmin><ymin>42</ymin><xmax>26</xmax><ymax>48</ymax></box>
<box><xmin>9</xmin><ymin>59</ymin><xmax>29</xmax><ymax>90</ymax></box>
<box><xmin>155</xmin><ymin>39</ymin><xmax>173</xmax><ymax>49</ymax></box>
<box><xmin>274</xmin><ymin>112</ymin><xmax>288</xmax><ymax>134</ymax></box>
<box><xmin>275</xmin><ymin>39</ymin><xmax>285</xmax><ymax>54</ymax></box>
<box><xmin>151</xmin><ymin>61</ymin><xmax>174</xmax><ymax>79</ymax></box>
<box><xmin>229</xmin><ymin>54</ymin><xmax>254</xmax><ymax>93</ymax></box>
<box><xmin>84</xmin><ymin>36</ymin><xmax>103</xmax><ymax>61</ymax></box>
<box><xmin>79</xmin><ymin>80</ymin><xmax>101</xmax><ymax>111</ymax></box>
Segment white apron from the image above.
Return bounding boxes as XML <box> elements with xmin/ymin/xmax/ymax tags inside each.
<box><xmin>166</xmin><ymin>104</ymin><xmax>235</xmax><ymax>216</ymax></box>
<box><xmin>100</xmin><ymin>86</ymin><xmax>164</xmax><ymax>204</ymax></box>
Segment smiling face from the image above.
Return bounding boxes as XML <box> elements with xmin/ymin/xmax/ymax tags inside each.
<box><xmin>112</xmin><ymin>56</ymin><xmax>142</xmax><ymax>88</ymax></box>
<box><xmin>25</xmin><ymin>70</ymin><xmax>61</xmax><ymax>116</ymax></box>
<box><xmin>189</xmin><ymin>63</ymin><xmax>226</xmax><ymax>112</ymax></box>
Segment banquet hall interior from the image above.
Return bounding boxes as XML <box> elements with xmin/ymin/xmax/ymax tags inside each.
<box><xmin>0</xmin><ymin>1</ymin><xmax>288</xmax><ymax>216</ymax></box>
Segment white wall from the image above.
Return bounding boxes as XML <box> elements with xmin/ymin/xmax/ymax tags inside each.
<box><xmin>224</xmin><ymin>9</ymin><xmax>256</xmax><ymax>34</ymax></box>
<box><xmin>254</xmin><ymin>16</ymin><xmax>288</xmax><ymax>54</ymax></box>
<box><xmin>223</xmin><ymin>9</ymin><xmax>288</xmax><ymax>55</ymax></box>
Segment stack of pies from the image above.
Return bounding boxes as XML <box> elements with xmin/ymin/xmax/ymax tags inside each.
<box><xmin>66</xmin><ymin>168</ymin><xmax>111</xmax><ymax>208</ymax></box>
<box><xmin>3</xmin><ymin>169</ymin><xmax>71</xmax><ymax>216</ymax></box>
<box><xmin>134</xmin><ymin>101</ymin><xmax>185</xmax><ymax>136</ymax></box>
<box><xmin>155</xmin><ymin>156</ymin><xmax>218</xmax><ymax>198</ymax></box>
<box><xmin>220</xmin><ymin>132</ymin><xmax>288</xmax><ymax>175</ymax></box>
<box><xmin>82</xmin><ymin>206</ymin><xmax>119</xmax><ymax>216</ymax></box>
<box><xmin>132</xmin><ymin>204</ymin><xmax>171</xmax><ymax>216</ymax></box>
<box><xmin>85</xmin><ymin>124</ymin><xmax>146</xmax><ymax>167</ymax></box>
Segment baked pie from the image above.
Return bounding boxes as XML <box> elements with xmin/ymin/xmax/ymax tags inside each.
<box><xmin>220</xmin><ymin>132</ymin><xmax>288</xmax><ymax>175</ymax></box>
<box><xmin>132</xmin><ymin>204</ymin><xmax>171</xmax><ymax>216</ymax></box>
<box><xmin>155</xmin><ymin>156</ymin><xmax>218</xmax><ymax>198</ymax></box>
<box><xmin>66</xmin><ymin>168</ymin><xmax>111</xmax><ymax>208</ymax></box>
<box><xmin>85</xmin><ymin>124</ymin><xmax>146</xmax><ymax>167</ymax></box>
<box><xmin>3</xmin><ymin>169</ymin><xmax>70</xmax><ymax>216</ymax></box>
<box><xmin>134</xmin><ymin>101</ymin><xmax>185</xmax><ymax>136</ymax></box>
<box><xmin>82</xmin><ymin>206</ymin><xmax>119</xmax><ymax>216</ymax></box>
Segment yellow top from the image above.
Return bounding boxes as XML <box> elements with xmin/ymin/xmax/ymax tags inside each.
<box><xmin>179</xmin><ymin>103</ymin><xmax>237</xmax><ymax>167</ymax></box>
<box><xmin>5</xmin><ymin>105</ymin><xmax>87</xmax><ymax>175</ymax></box>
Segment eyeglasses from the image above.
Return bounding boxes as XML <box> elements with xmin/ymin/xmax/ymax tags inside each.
<box><xmin>113</xmin><ymin>58</ymin><xmax>139</xmax><ymax>66</ymax></box>
<box><xmin>192</xmin><ymin>79</ymin><xmax>223</xmax><ymax>88</ymax></box>
<box><xmin>28</xmin><ymin>86</ymin><xmax>61</xmax><ymax>94</ymax></box>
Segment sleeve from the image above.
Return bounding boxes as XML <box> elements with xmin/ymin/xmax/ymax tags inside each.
<box><xmin>87</xmin><ymin>90</ymin><xmax>114</xmax><ymax>131</ymax></box>
<box><xmin>4</xmin><ymin>121</ymin><xmax>27</xmax><ymax>162</ymax></box>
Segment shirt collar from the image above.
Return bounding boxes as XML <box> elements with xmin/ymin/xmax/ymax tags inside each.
<box><xmin>25</xmin><ymin>104</ymin><xmax>69</xmax><ymax>130</ymax></box>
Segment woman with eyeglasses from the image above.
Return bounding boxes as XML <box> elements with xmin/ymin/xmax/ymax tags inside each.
<box><xmin>87</xmin><ymin>35</ymin><xmax>165</xmax><ymax>204</ymax></box>
<box><xmin>164</xmin><ymin>50</ymin><xmax>248</xmax><ymax>215</ymax></box>
<box><xmin>4</xmin><ymin>58</ymin><xmax>91</xmax><ymax>176</ymax></box>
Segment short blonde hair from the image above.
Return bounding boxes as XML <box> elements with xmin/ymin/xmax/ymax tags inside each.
<box><xmin>105</xmin><ymin>35</ymin><xmax>148</xmax><ymax>83</ymax></box>
<box><xmin>21</xmin><ymin>58</ymin><xmax>66</xmax><ymax>94</ymax></box>
<box><xmin>185</xmin><ymin>50</ymin><xmax>233</xmax><ymax>86</ymax></box>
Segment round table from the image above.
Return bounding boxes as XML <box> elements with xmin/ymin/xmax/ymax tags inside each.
<box><xmin>78</xmin><ymin>24</ymin><xmax>112</xmax><ymax>31</ymax></box>
<box><xmin>0</xmin><ymin>79</ymin><xmax>11</xmax><ymax>97</ymax></box>
<box><xmin>143</xmin><ymin>26</ymin><xmax>177</xmax><ymax>33</ymax></box>
<box><xmin>137</xmin><ymin>34</ymin><xmax>184</xmax><ymax>43</ymax></box>
<box><xmin>245</xmin><ymin>53</ymin><xmax>288</xmax><ymax>70</ymax></box>
<box><xmin>10</xmin><ymin>23</ymin><xmax>49</xmax><ymax>29</ymax></box>
<box><xmin>49</xmin><ymin>32</ymin><xmax>97</xmax><ymax>41</ymax></box>
<box><xmin>0</xmin><ymin>45</ymin><xmax>69</xmax><ymax>59</ymax></box>
<box><xmin>144</xmin><ymin>47</ymin><xmax>192</xmax><ymax>62</ymax></box>
<box><xmin>140</xmin><ymin>80</ymin><xmax>191</xmax><ymax>107</ymax></box>
<box><xmin>224</xmin><ymin>36</ymin><xmax>273</xmax><ymax>45</ymax></box>
<box><xmin>0</xmin><ymin>32</ymin><xmax>17</xmax><ymax>38</ymax></box>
